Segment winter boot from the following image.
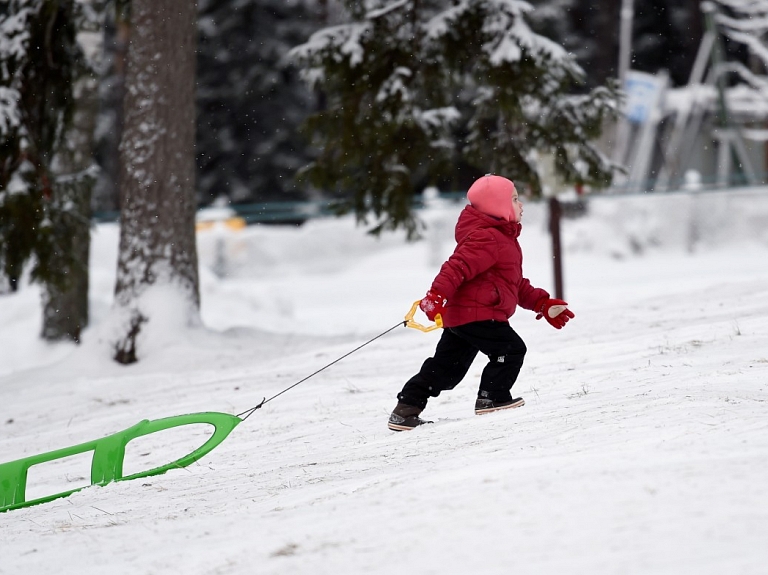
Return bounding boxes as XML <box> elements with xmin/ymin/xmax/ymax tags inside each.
<box><xmin>474</xmin><ymin>396</ymin><xmax>525</xmax><ymax>415</ymax></box>
<box><xmin>388</xmin><ymin>402</ymin><xmax>432</xmax><ymax>432</ymax></box>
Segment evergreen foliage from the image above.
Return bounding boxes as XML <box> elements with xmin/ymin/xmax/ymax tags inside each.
<box><xmin>527</xmin><ymin>1</ymin><xmax>705</xmax><ymax>90</ymax></box>
<box><xmin>632</xmin><ymin>0</ymin><xmax>704</xmax><ymax>87</ymax></box>
<box><xmin>90</xmin><ymin>0</ymin><xmax>129</xmax><ymax>214</ymax></box>
<box><xmin>715</xmin><ymin>0</ymin><xmax>768</xmax><ymax>87</ymax></box>
<box><xmin>291</xmin><ymin>0</ymin><xmax>619</xmax><ymax>238</ymax></box>
<box><xmin>0</xmin><ymin>0</ymin><xmax>91</xmax><ymax>291</ymax></box>
<box><xmin>196</xmin><ymin>0</ymin><xmax>321</xmax><ymax>205</ymax></box>
<box><xmin>526</xmin><ymin>0</ymin><xmax>583</xmax><ymax>71</ymax></box>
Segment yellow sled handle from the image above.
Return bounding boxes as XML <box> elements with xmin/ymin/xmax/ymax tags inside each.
<box><xmin>404</xmin><ymin>300</ymin><xmax>443</xmax><ymax>332</ymax></box>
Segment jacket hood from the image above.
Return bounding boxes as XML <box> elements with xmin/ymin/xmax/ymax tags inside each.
<box><xmin>455</xmin><ymin>205</ymin><xmax>521</xmax><ymax>243</ymax></box>
<box><xmin>467</xmin><ymin>175</ymin><xmax>516</xmax><ymax>221</ymax></box>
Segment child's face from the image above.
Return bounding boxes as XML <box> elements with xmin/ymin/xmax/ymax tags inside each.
<box><xmin>511</xmin><ymin>189</ymin><xmax>523</xmax><ymax>222</ymax></box>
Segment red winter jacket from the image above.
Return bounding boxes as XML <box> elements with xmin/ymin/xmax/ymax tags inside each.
<box><xmin>430</xmin><ymin>205</ymin><xmax>548</xmax><ymax>328</ymax></box>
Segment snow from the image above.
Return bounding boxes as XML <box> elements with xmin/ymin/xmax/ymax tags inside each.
<box><xmin>290</xmin><ymin>22</ymin><xmax>369</xmax><ymax>72</ymax></box>
<box><xmin>0</xmin><ymin>4</ymin><xmax>35</xmax><ymax>62</ymax></box>
<box><xmin>366</xmin><ymin>0</ymin><xmax>409</xmax><ymax>20</ymax></box>
<box><xmin>425</xmin><ymin>0</ymin><xmax>574</xmax><ymax>69</ymax></box>
<box><xmin>0</xmin><ymin>86</ymin><xmax>21</xmax><ymax>135</ymax></box>
<box><xmin>2</xmin><ymin>189</ymin><xmax>768</xmax><ymax>574</ymax></box>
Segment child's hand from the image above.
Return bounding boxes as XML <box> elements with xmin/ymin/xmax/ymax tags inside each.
<box><xmin>420</xmin><ymin>290</ymin><xmax>447</xmax><ymax>322</ymax></box>
<box><xmin>535</xmin><ymin>298</ymin><xmax>575</xmax><ymax>329</ymax></box>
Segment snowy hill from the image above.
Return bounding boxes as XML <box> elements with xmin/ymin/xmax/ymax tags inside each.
<box><xmin>1</xmin><ymin>190</ymin><xmax>768</xmax><ymax>575</ymax></box>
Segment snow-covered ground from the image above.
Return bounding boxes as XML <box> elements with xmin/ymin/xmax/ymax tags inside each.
<box><xmin>1</xmin><ymin>189</ymin><xmax>768</xmax><ymax>575</ymax></box>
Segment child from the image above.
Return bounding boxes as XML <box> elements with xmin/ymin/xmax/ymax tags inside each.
<box><xmin>388</xmin><ymin>174</ymin><xmax>574</xmax><ymax>431</ymax></box>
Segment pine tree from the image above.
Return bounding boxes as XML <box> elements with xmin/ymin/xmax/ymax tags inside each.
<box><xmin>0</xmin><ymin>0</ymin><xmax>93</xmax><ymax>330</ymax></box>
<box><xmin>291</xmin><ymin>0</ymin><xmax>619</xmax><ymax>238</ymax></box>
<box><xmin>112</xmin><ymin>0</ymin><xmax>199</xmax><ymax>364</ymax></box>
<box><xmin>91</xmin><ymin>0</ymin><xmax>130</xmax><ymax>214</ymax></box>
<box><xmin>713</xmin><ymin>0</ymin><xmax>768</xmax><ymax>84</ymax></box>
<box><xmin>526</xmin><ymin>0</ymin><xmax>581</xmax><ymax>66</ymax></box>
<box><xmin>632</xmin><ymin>0</ymin><xmax>703</xmax><ymax>87</ymax></box>
<box><xmin>41</xmin><ymin>1</ymin><xmax>102</xmax><ymax>343</ymax></box>
<box><xmin>196</xmin><ymin>0</ymin><xmax>321</xmax><ymax>205</ymax></box>
<box><xmin>528</xmin><ymin>1</ymin><xmax>703</xmax><ymax>90</ymax></box>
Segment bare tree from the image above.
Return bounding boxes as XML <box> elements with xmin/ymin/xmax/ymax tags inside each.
<box><xmin>113</xmin><ymin>0</ymin><xmax>199</xmax><ymax>364</ymax></box>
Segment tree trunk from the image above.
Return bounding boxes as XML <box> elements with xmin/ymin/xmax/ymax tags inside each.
<box><xmin>40</xmin><ymin>188</ymin><xmax>93</xmax><ymax>343</ymax></box>
<box><xmin>113</xmin><ymin>0</ymin><xmax>199</xmax><ymax>364</ymax></box>
<box><xmin>42</xmin><ymin>69</ymin><xmax>99</xmax><ymax>343</ymax></box>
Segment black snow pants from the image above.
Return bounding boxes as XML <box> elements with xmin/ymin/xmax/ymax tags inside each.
<box><xmin>397</xmin><ymin>320</ymin><xmax>527</xmax><ymax>410</ymax></box>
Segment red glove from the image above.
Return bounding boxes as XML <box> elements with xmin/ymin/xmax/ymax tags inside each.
<box><xmin>535</xmin><ymin>297</ymin><xmax>575</xmax><ymax>329</ymax></box>
<box><xmin>419</xmin><ymin>290</ymin><xmax>447</xmax><ymax>322</ymax></box>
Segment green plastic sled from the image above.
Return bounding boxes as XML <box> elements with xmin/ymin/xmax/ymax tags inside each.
<box><xmin>0</xmin><ymin>411</ymin><xmax>241</xmax><ymax>513</ymax></box>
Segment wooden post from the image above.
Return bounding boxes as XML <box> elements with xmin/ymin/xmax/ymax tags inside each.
<box><xmin>549</xmin><ymin>196</ymin><xmax>564</xmax><ymax>300</ymax></box>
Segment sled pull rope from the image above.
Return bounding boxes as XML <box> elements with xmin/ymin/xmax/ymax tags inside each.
<box><xmin>236</xmin><ymin>320</ymin><xmax>407</xmax><ymax>421</ymax></box>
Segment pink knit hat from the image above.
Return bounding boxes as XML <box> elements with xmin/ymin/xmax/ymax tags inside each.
<box><xmin>467</xmin><ymin>174</ymin><xmax>516</xmax><ymax>221</ymax></box>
